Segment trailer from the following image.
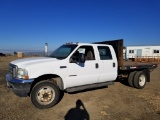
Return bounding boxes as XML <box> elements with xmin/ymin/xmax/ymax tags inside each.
<box><xmin>126</xmin><ymin>45</ymin><xmax>160</xmax><ymax>60</ymax></box>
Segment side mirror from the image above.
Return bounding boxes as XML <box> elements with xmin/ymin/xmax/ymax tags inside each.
<box><xmin>79</xmin><ymin>53</ymin><xmax>85</xmax><ymax>63</ymax></box>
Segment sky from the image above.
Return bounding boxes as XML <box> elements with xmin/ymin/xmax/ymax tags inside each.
<box><xmin>0</xmin><ymin>0</ymin><xmax>160</xmax><ymax>52</ymax></box>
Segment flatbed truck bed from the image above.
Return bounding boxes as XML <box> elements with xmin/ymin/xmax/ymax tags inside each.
<box><xmin>120</xmin><ymin>61</ymin><xmax>158</xmax><ymax>71</ymax></box>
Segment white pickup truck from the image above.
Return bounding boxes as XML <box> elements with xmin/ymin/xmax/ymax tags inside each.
<box><xmin>6</xmin><ymin>39</ymin><xmax>157</xmax><ymax>109</ymax></box>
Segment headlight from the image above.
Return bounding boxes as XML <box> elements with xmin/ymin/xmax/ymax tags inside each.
<box><xmin>17</xmin><ymin>68</ymin><xmax>29</xmax><ymax>79</ymax></box>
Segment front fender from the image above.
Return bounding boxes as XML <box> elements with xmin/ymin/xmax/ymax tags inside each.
<box><xmin>25</xmin><ymin>60</ymin><xmax>68</xmax><ymax>89</ymax></box>
<box><xmin>28</xmin><ymin>69</ymin><xmax>68</xmax><ymax>89</ymax></box>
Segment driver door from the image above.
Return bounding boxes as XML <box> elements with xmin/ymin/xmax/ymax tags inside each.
<box><xmin>66</xmin><ymin>45</ymin><xmax>100</xmax><ymax>88</ymax></box>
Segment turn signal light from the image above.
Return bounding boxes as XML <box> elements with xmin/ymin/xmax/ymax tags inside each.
<box><xmin>24</xmin><ymin>76</ymin><xmax>29</xmax><ymax>79</ymax></box>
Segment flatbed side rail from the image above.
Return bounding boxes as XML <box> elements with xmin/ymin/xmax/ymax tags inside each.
<box><xmin>119</xmin><ymin>64</ymin><xmax>158</xmax><ymax>71</ymax></box>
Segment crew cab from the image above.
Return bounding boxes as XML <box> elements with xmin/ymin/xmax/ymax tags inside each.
<box><xmin>6</xmin><ymin>39</ymin><xmax>157</xmax><ymax>109</ymax></box>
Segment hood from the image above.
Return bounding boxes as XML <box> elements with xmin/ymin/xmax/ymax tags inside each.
<box><xmin>11</xmin><ymin>57</ymin><xmax>58</xmax><ymax>68</ymax></box>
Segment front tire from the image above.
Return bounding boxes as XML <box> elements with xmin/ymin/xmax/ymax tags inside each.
<box><xmin>133</xmin><ymin>71</ymin><xmax>147</xmax><ymax>89</ymax></box>
<box><xmin>31</xmin><ymin>81</ymin><xmax>60</xmax><ymax>109</ymax></box>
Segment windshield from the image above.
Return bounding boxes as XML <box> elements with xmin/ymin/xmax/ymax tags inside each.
<box><xmin>49</xmin><ymin>44</ymin><xmax>78</xmax><ymax>59</ymax></box>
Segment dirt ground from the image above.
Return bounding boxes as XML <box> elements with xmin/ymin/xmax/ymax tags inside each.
<box><xmin>0</xmin><ymin>57</ymin><xmax>160</xmax><ymax>120</ymax></box>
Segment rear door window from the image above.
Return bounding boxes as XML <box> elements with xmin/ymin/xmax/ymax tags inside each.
<box><xmin>97</xmin><ymin>46</ymin><xmax>112</xmax><ymax>60</ymax></box>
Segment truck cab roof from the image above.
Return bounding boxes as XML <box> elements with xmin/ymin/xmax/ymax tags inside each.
<box><xmin>65</xmin><ymin>42</ymin><xmax>112</xmax><ymax>47</ymax></box>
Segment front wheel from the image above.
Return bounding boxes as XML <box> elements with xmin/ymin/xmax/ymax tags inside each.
<box><xmin>133</xmin><ymin>71</ymin><xmax>147</xmax><ymax>89</ymax></box>
<box><xmin>31</xmin><ymin>81</ymin><xmax>60</xmax><ymax>109</ymax></box>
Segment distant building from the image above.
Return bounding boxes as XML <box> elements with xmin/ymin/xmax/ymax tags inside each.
<box><xmin>125</xmin><ymin>45</ymin><xmax>160</xmax><ymax>59</ymax></box>
<box><xmin>17</xmin><ymin>52</ymin><xmax>24</xmax><ymax>58</ymax></box>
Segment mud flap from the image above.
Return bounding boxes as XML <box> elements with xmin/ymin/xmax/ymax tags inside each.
<box><xmin>143</xmin><ymin>69</ymin><xmax>150</xmax><ymax>82</ymax></box>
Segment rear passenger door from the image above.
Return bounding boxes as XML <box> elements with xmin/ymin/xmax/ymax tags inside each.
<box><xmin>97</xmin><ymin>46</ymin><xmax>117</xmax><ymax>82</ymax></box>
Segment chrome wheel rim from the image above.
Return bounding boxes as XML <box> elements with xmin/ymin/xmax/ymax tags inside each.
<box><xmin>36</xmin><ymin>86</ymin><xmax>55</xmax><ymax>105</ymax></box>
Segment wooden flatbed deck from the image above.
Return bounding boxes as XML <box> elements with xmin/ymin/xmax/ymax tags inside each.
<box><xmin>123</xmin><ymin>61</ymin><xmax>159</xmax><ymax>66</ymax></box>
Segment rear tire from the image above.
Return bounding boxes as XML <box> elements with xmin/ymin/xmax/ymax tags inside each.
<box><xmin>128</xmin><ymin>71</ymin><xmax>137</xmax><ymax>87</ymax></box>
<box><xmin>31</xmin><ymin>81</ymin><xmax>60</xmax><ymax>109</ymax></box>
<box><xmin>133</xmin><ymin>71</ymin><xmax>147</xmax><ymax>89</ymax></box>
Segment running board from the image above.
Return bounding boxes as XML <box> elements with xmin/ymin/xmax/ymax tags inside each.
<box><xmin>65</xmin><ymin>81</ymin><xmax>114</xmax><ymax>93</ymax></box>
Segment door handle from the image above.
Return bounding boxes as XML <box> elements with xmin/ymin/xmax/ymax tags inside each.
<box><xmin>113</xmin><ymin>62</ymin><xmax>115</xmax><ymax>67</ymax></box>
<box><xmin>95</xmin><ymin>63</ymin><xmax>99</xmax><ymax>68</ymax></box>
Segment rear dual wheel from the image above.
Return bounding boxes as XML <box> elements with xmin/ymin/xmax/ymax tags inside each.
<box><xmin>128</xmin><ymin>71</ymin><xmax>147</xmax><ymax>89</ymax></box>
<box><xmin>128</xmin><ymin>71</ymin><xmax>137</xmax><ymax>87</ymax></box>
<box><xmin>133</xmin><ymin>71</ymin><xmax>147</xmax><ymax>89</ymax></box>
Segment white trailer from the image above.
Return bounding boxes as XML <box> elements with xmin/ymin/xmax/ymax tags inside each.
<box><xmin>126</xmin><ymin>45</ymin><xmax>160</xmax><ymax>59</ymax></box>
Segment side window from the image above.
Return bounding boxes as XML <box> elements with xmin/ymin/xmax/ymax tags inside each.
<box><xmin>98</xmin><ymin>46</ymin><xmax>112</xmax><ymax>60</ymax></box>
<box><xmin>153</xmin><ymin>50</ymin><xmax>159</xmax><ymax>53</ymax></box>
<box><xmin>129</xmin><ymin>50</ymin><xmax>134</xmax><ymax>53</ymax></box>
<box><xmin>71</xmin><ymin>45</ymin><xmax>95</xmax><ymax>62</ymax></box>
<box><xmin>80</xmin><ymin>46</ymin><xmax>95</xmax><ymax>60</ymax></box>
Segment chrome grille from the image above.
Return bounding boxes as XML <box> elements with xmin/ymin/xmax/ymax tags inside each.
<box><xmin>9</xmin><ymin>64</ymin><xmax>17</xmax><ymax>78</ymax></box>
